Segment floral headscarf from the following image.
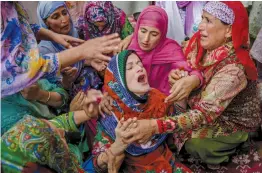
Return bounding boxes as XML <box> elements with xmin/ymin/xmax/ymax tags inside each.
<box><xmin>77</xmin><ymin>1</ymin><xmax>123</xmax><ymax>40</ymax></box>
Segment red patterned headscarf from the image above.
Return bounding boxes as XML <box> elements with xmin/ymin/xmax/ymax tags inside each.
<box><xmin>185</xmin><ymin>1</ymin><xmax>257</xmax><ymax>80</ymax></box>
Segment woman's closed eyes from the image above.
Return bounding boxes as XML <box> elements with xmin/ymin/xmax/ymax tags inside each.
<box><xmin>126</xmin><ymin>61</ymin><xmax>143</xmax><ymax>70</ymax></box>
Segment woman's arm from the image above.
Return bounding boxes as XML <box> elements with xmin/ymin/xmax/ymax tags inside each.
<box><xmin>93</xmin><ymin>124</ymin><xmax>125</xmax><ymax>173</ymax></box>
<box><xmin>160</xmin><ymin>64</ymin><xmax>247</xmax><ymax>133</ymax></box>
<box><xmin>36</xmin><ymin>28</ymin><xmax>84</xmax><ymax>49</ymax></box>
<box><xmin>37</xmin><ymin>89</ymin><xmax>63</xmax><ymax>107</ymax></box>
<box><xmin>93</xmin><ymin>118</ymin><xmax>137</xmax><ymax>172</ymax></box>
<box><xmin>122</xmin><ymin>64</ymin><xmax>248</xmax><ymax>143</ymax></box>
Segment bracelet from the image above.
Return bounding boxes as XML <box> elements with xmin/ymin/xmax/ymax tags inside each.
<box><xmin>45</xmin><ymin>91</ymin><xmax>51</xmax><ymax>103</ymax></box>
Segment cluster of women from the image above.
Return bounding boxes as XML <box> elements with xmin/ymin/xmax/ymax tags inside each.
<box><xmin>1</xmin><ymin>1</ymin><xmax>261</xmax><ymax>173</ymax></box>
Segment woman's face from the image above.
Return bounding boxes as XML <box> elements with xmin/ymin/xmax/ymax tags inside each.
<box><xmin>94</xmin><ymin>21</ymin><xmax>106</xmax><ymax>31</ymax></box>
<box><xmin>126</xmin><ymin>53</ymin><xmax>150</xmax><ymax>96</ymax></box>
<box><xmin>198</xmin><ymin>11</ymin><xmax>232</xmax><ymax>51</ymax></box>
<box><xmin>45</xmin><ymin>6</ymin><xmax>71</xmax><ymax>35</ymax></box>
<box><xmin>138</xmin><ymin>26</ymin><xmax>161</xmax><ymax>52</ymax></box>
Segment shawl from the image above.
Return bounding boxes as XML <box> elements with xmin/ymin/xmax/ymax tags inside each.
<box><xmin>1</xmin><ymin>2</ymin><xmax>60</xmax><ymax>97</ymax></box>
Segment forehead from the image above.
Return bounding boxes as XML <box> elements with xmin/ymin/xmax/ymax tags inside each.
<box><xmin>202</xmin><ymin>11</ymin><xmax>217</xmax><ymax>19</ymax></box>
<box><xmin>51</xmin><ymin>6</ymin><xmax>66</xmax><ymax>14</ymax></box>
<box><xmin>126</xmin><ymin>53</ymin><xmax>140</xmax><ymax>63</ymax></box>
<box><xmin>139</xmin><ymin>26</ymin><xmax>160</xmax><ymax>33</ymax></box>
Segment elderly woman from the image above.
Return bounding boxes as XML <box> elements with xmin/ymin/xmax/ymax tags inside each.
<box><xmin>77</xmin><ymin>1</ymin><xmax>133</xmax><ymax>40</ymax></box>
<box><xmin>118</xmin><ymin>1</ymin><xmax>261</xmax><ymax>169</ymax></box>
<box><xmin>1</xmin><ymin>89</ymin><xmax>102</xmax><ymax>173</ymax></box>
<box><xmin>92</xmin><ymin>50</ymin><xmax>191</xmax><ymax>173</ymax></box>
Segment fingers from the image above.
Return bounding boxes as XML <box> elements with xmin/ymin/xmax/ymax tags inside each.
<box><xmin>165</xmin><ymin>84</ymin><xmax>181</xmax><ymax>102</ymax></box>
<box><xmin>122</xmin><ymin>134</ymin><xmax>138</xmax><ymax>144</ymax></box>
<box><xmin>99</xmin><ymin>93</ymin><xmax>113</xmax><ymax>115</ymax></box>
<box><xmin>101</xmin><ymin>33</ymin><xmax>120</xmax><ymax>43</ymax></box>
<box><xmin>62</xmin><ymin>40</ymin><xmax>73</xmax><ymax>49</ymax></box>
<box><xmin>65</xmin><ymin>35</ymin><xmax>85</xmax><ymax>43</ymax></box>
<box><xmin>106</xmin><ymin>149</ymin><xmax>117</xmax><ymax>173</ymax></box>
<box><xmin>169</xmin><ymin>69</ymin><xmax>181</xmax><ymax>80</ymax></box>
<box><xmin>73</xmin><ymin>91</ymin><xmax>82</xmax><ymax>102</ymax></box>
<box><xmin>61</xmin><ymin>66</ymin><xmax>72</xmax><ymax>73</ymax></box>
<box><xmin>96</xmin><ymin>53</ymin><xmax>111</xmax><ymax>62</ymax></box>
<box><xmin>119</xmin><ymin>118</ymin><xmax>133</xmax><ymax>131</ymax></box>
<box><xmin>79</xmin><ymin>92</ymin><xmax>85</xmax><ymax>105</ymax></box>
<box><xmin>101</xmin><ymin>46</ymin><xmax>119</xmax><ymax>56</ymax></box>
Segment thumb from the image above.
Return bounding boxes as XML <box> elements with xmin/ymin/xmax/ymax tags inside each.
<box><xmin>63</xmin><ymin>41</ymin><xmax>72</xmax><ymax>49</ymax></box>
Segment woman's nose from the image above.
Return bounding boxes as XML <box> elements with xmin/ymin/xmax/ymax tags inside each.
<box><xmin>61</xmin><ymin>15</ymin><xmax>67</xmax><ymax>23</ymax></box>
<box><xmin>136</xmin><ymin>65</ymin><xmax>143</xmax><ymax>72</ymax></box>
<box><xmin>143</xmin><ymin>33</ymin><xmax>150</xmax><ymax>42</ymax></box>
<box><xmin>198</xmin><ymin>21</ymin><xmax>205</xmax><ymax>31</ymax></box>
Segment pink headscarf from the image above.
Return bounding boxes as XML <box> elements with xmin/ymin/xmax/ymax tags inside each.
<box><xmin>129</xmin><ymin>6</ymin><xmax>200</xmax><ymax>95</ymax></box>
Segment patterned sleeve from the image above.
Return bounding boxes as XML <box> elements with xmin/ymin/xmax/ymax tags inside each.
<box><xmin>120</xmin><ymin>12</ymin><xmax>134</xmax><ymax>39</ymax></box>
<box><xmin>1</xmin><ymin>2</ymin><xmax>61</xmax><ymax>97</ymax></box>
<box><xmin>170</xmin><ymin>46</ymin><xmax>204</xmax><ymax>87</ymax></box>
<box><xmin>30</xmin><ymin>24</ymin><xmax>41</xmax><ymax>36</ymax></box>
<box><xmin>49</xmin><ymin>112</ymin><xmax>79</xmax><ymax>132</ymax></box>
<box><xmin>92</xmin><ymin>123</ymin><xmax>114</xmax><ymax>172</ymax></box>
<box><xmin>157</xmin><ymin>64</ymin><xmax>247</xmax><ymax>133</ymax></box>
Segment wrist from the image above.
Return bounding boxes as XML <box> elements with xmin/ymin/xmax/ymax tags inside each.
<box><xmin>189</xmin><ymin>75</ymin><xmax>200</xmax><ymax>89</ymax></box>
<box><xmin>151</xmin><ymin>119</ymin><xmax>159</xmax><ymax>134</ymax></box>
<box><xmin>110</xmin><ymin>142</ymin><xmax>126</xmax><ymax>156</ymax></box>
<box><xmin>36</xmin><ymin>89</ymin><xmax>47</xmax><ymax>102</ymax></box>
<box><xmin>77</xmin><ymin>44</ymin><xmax>87</xmax><ymax>61</ymax></box>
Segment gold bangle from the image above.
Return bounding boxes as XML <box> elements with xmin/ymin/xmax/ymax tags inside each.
<box><xmin>45</xmin><ymin>91</ymin><xmax>51</xmax><ymax>103</ymax></box>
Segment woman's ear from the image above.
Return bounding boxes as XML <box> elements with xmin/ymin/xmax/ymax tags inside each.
<box><xmin>225</xmin><ymin>25</ymin><xmax>232</xmax><ymax>38</ymax></box>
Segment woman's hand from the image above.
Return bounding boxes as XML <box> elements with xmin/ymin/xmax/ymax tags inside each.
<box><xmin>52</xmin><ymin>33</ymin><xmax>85</xmax><ymax>49</ymax></box>
<box><xmin>168</xmin><ymin>69</ymin><xmax>189</xmax><ymax>87</ymax></box>
<box><xmin>114</xmin><ymin>34</ymin><xmax>133</xmax><ymax>55</ymax></box>
<box><xmin>99</xmin><ymin>92</ymin><xmax>114</xmax><ymax>116</ymax></box>
<box><xmin>20</xmin><ymin>83</ymin><xmax>41</xmax><ymax>101</ymax></box>
<box><xmin>80</xmin><ymin>33</ymin><xmax>121</xmax><ymax>62</ymax></box>
<box><xmin>58</xmin><ymin>33</ymin><xmax>121</xmax><ymax>69</ymax></box>
<box><xmin>83</xmin><ymin>89</ymin><xmax>103</xmax><ymax>119</ymax></box>
<box><xmin>70</xmin><ymin>91</ymin><xmax>85</xmax><ymax>111</ymax></box>
<box><xmin>110</xmin><ymin>118</ymin><xmax>138</xmax><ymax>156</ymax></box>
<box><xmin>165</xmin><ymin>75</ymin><xmax>200</xmax><ymax>103</ymax></box>
<box><xmin>121</xmin><ymin>119</ymin><xmax>158</xmax><ymax>144</ymax></box>
<box><xmin>61</xmin><ymin>67</ymin><xmax>78</xmax><ymax>89</ymax></box>
<box><xmin>89</xmin><ymin>59</ymin><xmax>108</xmax><ymax>72</ymax></box>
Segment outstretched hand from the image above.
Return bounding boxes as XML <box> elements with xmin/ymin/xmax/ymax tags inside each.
<box><xmin>53</xmin><ymin>33</ymin><xmax>85</xmax><ymax>49</ymax></box>
<box><xmin>83</xmin><ymin>89</ymin><xmax>103</xmax><ymax>119</ymax></box>
<box><xmin>81</xmin><ymin>33</ymin><xmax>121</xmax><ymax>62</ymax></box>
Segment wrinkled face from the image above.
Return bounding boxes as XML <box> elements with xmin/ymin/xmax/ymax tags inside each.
<box><xmin>138</xmin><ymin>26</ymin><xmax>161</xmax><ymax>52</ymax></box>
<box><xmin>198</xmin><ymin>11</ymin><xmax>232</xmax><ymax>51</ymax></box>
<box><xmin>45</xmin><ymin>6</ymin><xmax>71</xmax><ymax>35</ymax></box>
<box><xmin>126</xmin><ymin>53</ymin><xmax>150</xmax><ymax>96</ymax></box>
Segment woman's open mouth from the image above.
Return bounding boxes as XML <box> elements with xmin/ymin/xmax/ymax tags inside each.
<box><xmin>137</xmin><ymin>74</ymin><xmax>146</xmax><ymax>83</ymax></box>
<box><xmin>200</xmin><ymin>33</ymin><xmax>208</xmax><ymax>39</ymax></box>
<box><xmin>61</xmin><ymin>24</ymin><xmax>69</xmax><ymax>30</ymax></box>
